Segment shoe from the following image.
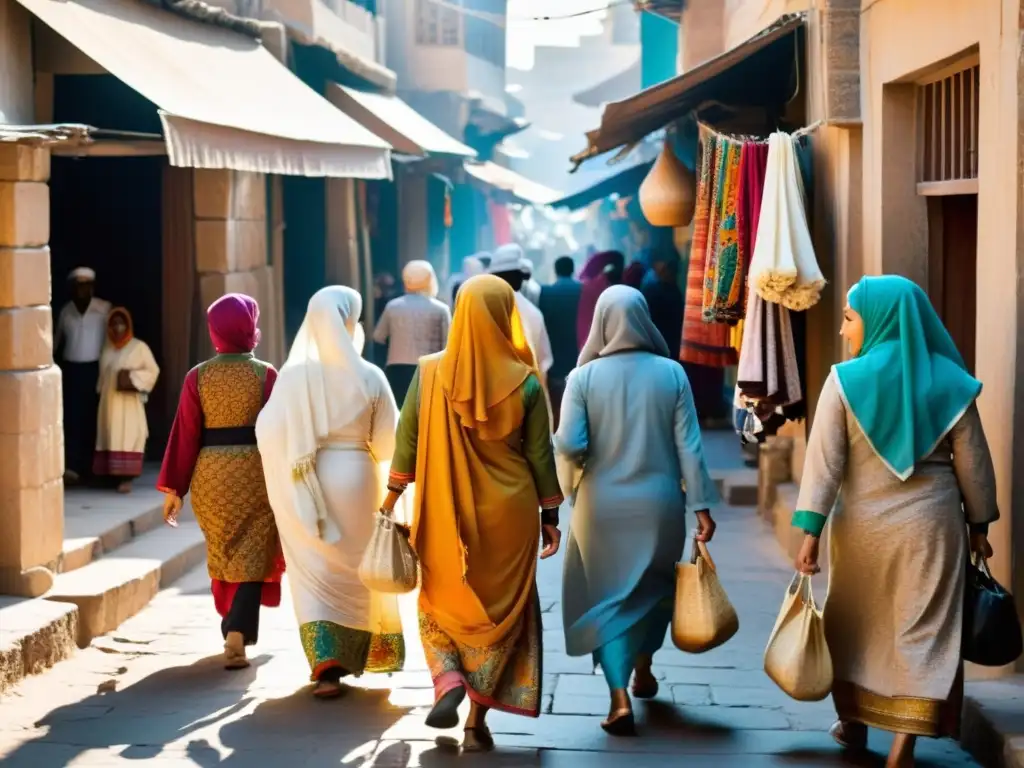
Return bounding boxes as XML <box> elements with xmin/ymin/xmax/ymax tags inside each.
<box><xmin>829</xmin><ymin>720</ymin><xmax>867</xmax><ymax>751</ymax></box>
<box><xmin>631</xmin><ymin>669</ymin><xmax>659</xmax><ymax>700</ymax></box>
<box><xmin>223</xmin><ymin>631</ymin><xmax>250</xmax><ymax>670</ymax></box>
<box><xmin>601</xmin><ymin>708</ymin><xmax>636</xmax><ymax>737</ymax></box>
<box><xmin>462</xmin><ymin>725</ymin><xmax>495</xmax><ymax>752</ymax></box>
<box><xmin>425</xmin><ymin>685</ymin><xmax>466</xmax><ymax>729</ymax></box>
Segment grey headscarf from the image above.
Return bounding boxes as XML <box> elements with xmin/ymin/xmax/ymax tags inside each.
<box><xmin>577</xmin><ymin>284</ymin><xmax>671</xmax><ymax>367</ymax></box>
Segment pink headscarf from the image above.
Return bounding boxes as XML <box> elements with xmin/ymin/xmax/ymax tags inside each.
<box><xmin>577</xmin><ymin>251</ymin><xmax>625</xmax><ymax>350</ymax></box>
<box><xmin>207</xmin><ymin>293</ymin><xmax>261</xmax><ymax>354</ymax></box>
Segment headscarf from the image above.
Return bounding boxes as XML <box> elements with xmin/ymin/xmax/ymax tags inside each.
<box><xmin>207</xmin><ymin>293</ymin><xmax>261</xmax><ymax>354</ymax></box>
<box><xmin>578</xmin><ymin>285</ymin><xmax>670</xmax><ymax>367</ymax></box>
<box><xmin>577</xmin><ymin>250</ymin><xmax>625</xmax><ymax>350</ymax></box>
<box><xmin>439</xmin><ymin>274</ymin><xmax>535</xmax><ymax>441</ymax></box>
<box><xmin>835</xmin><ymin>275</ymin><xmax>982</xmax><ymax>481</ymax></box>
<box><xmin>255</xmin><ymin>286</ymin><xmax>369</xmax><ymax>543</ymax></box>
<box><xmin>105</xmin><ymin>307</ymin><xmax>133</xmax><ymax>350</ymax></box>
<box><xmin>402</xmin><ymin>260</ymin><xmax>439</xmax><ymax>297</ymax></box>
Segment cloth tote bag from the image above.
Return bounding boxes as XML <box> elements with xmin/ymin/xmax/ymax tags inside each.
<box><xmin>358</xmin><ymin>510</ymin><xmax>418</xmax><ymax>594</ymax></box>
<box><xmin>764</xmin><ymin>573</ymin><xmax>833</xmax><ymax>701</ymax></box>
<box><xmin>671</xmin><ymin>536</ymin><xmax>740</xmax><ymax>653</ymax></box>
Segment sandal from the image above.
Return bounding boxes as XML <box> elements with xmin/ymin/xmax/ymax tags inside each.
<box><xmin>631</xmin><ymin>670</ymin><xmax>659</xmax><ymax>700</ymax></box>
<box><xmin>313</xmin><ymin>681</ymin><xmax>345</xmax><ymax>699</ymax></box>
<box><xmin>830</xmin><ymin>720</ymin><xmax>868</xmax><ymax>751</ymax></box>
<box><xmin>223</xmin><ymin>638</ymin><xmax>250</xmax><ymax>671</ymax></box>
<box><xmin>425</xmin><ymin>685</ymin><xmax>466</xmax><ymax>729</ymax></box>
<box><xmin>462</xmin><ymin>725</ymin><xmax>495</xmax><ymax>753</ymax></box>
<box><xmin>601</xmin><ymin>708</ymin><xmax>636</xmax><ymax>737</ymax></box>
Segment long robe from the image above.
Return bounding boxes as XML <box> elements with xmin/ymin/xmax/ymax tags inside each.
<box><xmin>93</xmin><ymin>338</ymin><xmax>160</xmax><ymax>477</ymax></box>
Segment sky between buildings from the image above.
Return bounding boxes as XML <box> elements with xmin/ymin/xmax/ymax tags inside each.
<box><xmin>506</xmin><ymin>0</ymin><xmax>612</xmax><ymax>71</ymax></box>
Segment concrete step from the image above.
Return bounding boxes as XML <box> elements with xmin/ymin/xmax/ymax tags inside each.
<box><xmin>963</xmin><ymin>677</ymin><xmax>1024</xmax><ymax>768</ymax></box>
<box><xmin>712</xmin><ymin>468</ymin><xmax>759</xmax><ymax>507</ymax></box>
<box><xmin>0</xmin><ymin>598</ymin><xmax>78</xmax><ymax>694</ymax></box>
<box><xmin>45</xmin><ymin>519</ymin><xmax>207</xmax><ymax>648</ymax></box>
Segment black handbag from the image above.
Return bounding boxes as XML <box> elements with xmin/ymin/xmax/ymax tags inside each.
<box><xmin>963</xmin><ymin>554</ymin><xmax>1023</xmax><ymax>667</ymax></box>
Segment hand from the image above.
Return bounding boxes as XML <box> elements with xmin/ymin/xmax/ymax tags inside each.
<box><xmin>163</xmin><ymin>493</ymin><xmax>183</xmax><ymax>527</ymax></box>
<box><xmin>116</xmin><ymin>370</ymin><xmax>136</xmax><ymax>392</ymax></box>
<box><xmin>971</xmin><ymin>532</ymin><xmax>994</xmax><ymax>560</ymax></box>
<box><xmin>694</xmin><ymin>510</ymin><xmax>717</xmax><ymax>543</ymax></box>
<box><xmin>796</xmin><ymin>534</ymin><xmax>820</xmax><ymax>574</ymax></box>
<box><xmin>540</xmin><ymin>524</ymin><xmax>561</xmax><ymax>559</ymax></box>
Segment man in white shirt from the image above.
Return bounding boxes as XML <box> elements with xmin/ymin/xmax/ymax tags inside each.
<box><xmin>55</xmin><ymin>267</ymin><xmax>112</xmax><ymax>484</ymax></box>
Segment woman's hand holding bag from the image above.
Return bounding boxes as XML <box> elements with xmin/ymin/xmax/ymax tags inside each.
<box><xmin>358</xmin><ymin>506</ymin><xmax>418</xmax><ymax>594</ymax></box>
<box><xmin>763</xmin><ymin>573</ymin><xmax>833</xmax><ymax>701</ymax></box>
<box><xmin>671</xmin><ymin>534</ymin><xmax>740</xmax><ymax>653</ymax></box>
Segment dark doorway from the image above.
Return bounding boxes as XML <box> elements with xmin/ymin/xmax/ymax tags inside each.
<box><xmin>927</xmin><ymin>194</ymin><xmax>978</xmax><ymax>374</ymax></box>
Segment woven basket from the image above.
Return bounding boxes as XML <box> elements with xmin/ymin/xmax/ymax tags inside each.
<box><xmin>639</xmin><ymin>142</ymin><xmax>696</xmax><ymax>227</ymax></box>
<box><xmin>671</xmin><ymin>538</ymin><xmax>739</xmax><ymax>653</ymax></box>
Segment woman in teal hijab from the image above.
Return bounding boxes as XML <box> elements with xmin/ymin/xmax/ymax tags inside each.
<box><xmin>790</xmin><ymin>275</ymin><xmax>997</xmax><ymax>768</ymax></box>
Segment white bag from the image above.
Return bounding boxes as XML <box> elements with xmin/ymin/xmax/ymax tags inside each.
<box><xmin>358</xmin><ymin>511</ymin><xmax>418</xmax><ymax>594</ymax></box>
<box><xmin>763</xmin><ymin>573</ymin><xmax>833</xmax><ymax>701</ymax></box>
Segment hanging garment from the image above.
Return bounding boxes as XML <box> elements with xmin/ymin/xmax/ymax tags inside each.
<box><xmin>736</xmin><ymin>287</ymin><xmax>801</xmax><ymax>407</ymax></box>
<box><xmin>680</xmin><ymin>129</ymin><xmax>736</xmax><ymax>368</ymax></box>
<box><xmin>703</xmin><ymin>137</ymin><xmax>743</xmax><ymax>323</ymax></box>
<box><xmin>748</xmin><ymin>132</ymin><xmax>824</xmax><ymax>311</ymax></box>
<box><xmin>733</xmin><ymin>141</ymin><xmax>770</xmax><ymax>318</ymax></box>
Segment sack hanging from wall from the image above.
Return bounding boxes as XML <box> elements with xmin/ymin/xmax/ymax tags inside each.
<box><xmin>639</xmin><ymin>142</ymin><xmax>696</xmax><ymax>228</ymax></box>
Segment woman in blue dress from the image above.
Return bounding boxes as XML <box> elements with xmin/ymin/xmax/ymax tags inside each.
<box><xmin>554</xmin><ymin>285</ymin><xmax>720</xmax><ymax>736</ymax></box>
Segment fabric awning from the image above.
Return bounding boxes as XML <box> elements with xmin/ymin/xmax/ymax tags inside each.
<box><xmin>463</xmin><ymin>161</ymin><xmax>560</xmax><ymax>207</ymax></box>
<box><xmin>571</xmin><ymin>13</ymin><xmax>805</xmax><ymax>165</ymax></box>
<box><xmin>18</xmin><ymin>0</ymin><xmax>393</xmax><ymax>178</ymax></box>
<box><xmin>551</xmin><ymin>148</ymin><xmax>657</xmax><ymax>210</ymax></box>
<box><xmin>328</xmin><ymin>85</ymin><xmax>476</xmax><ymax>158</ymax></box>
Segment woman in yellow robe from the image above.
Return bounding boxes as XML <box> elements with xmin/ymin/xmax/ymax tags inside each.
<box><xmin>382</xmin><ymin>274</ymin><xmax>563</xmax><ymax>752</ymax></box>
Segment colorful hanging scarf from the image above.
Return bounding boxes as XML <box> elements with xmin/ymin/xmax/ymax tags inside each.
<box><xmin>733</xmin><ymin>141</ymin><xmax>770</xmax><ymax>319</ymax></box>
<box><xmin>703</xmin><ymin>137</ymin><xmax>743</xmax><ymax>323</ymax></box>
<box><xmin>680</xmin><ymin>129</ymin><xmax>737</xmax><ymax>368</ymax></box>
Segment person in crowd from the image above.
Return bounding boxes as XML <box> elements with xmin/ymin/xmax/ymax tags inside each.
<box><xmin>157</xmin><ymin>294</ymin><xmax>284</xmax><ymax>671</ymax></box>
<box><xmin>555</xmin><ymin>285</ymin><xmax>719</xmax><ymax>737</ymax></box>
<box><xmin>538</xmin><ymin>255</ymin><xmax>582</xmax><ymax>430</ymax></box>
<box><xmin>576</xmin><ymin>250</ymin><xmax>625</xmax><ymax>350</ymax></box>
<box><xmin>622</xmin><ymin>261</ymin><xmax>647</xmax><ymax>289</ymax></box>
<box><xmin>520</xmin><ymin>257</ymin><xmax>542</xmax><ymax>306</ymax></box>
<box><xmin>373</xmin><ymin>272</ymin><xmax>398</xmax><ymax>323</ymax></box>
<box><xmin>447</xmin><ymin>253</ymin><xmax>487</xmax><ymax>306</ymax></box>
<box><xmin>373</xmin><ymin>260</ymin><xmax>451</xmax><ymax>403</ymax></box>
<box><xmin>55</xmin><ymin>267</ymin><xmax>112</xmax><ymax>485</ymax></box>
<box><xmin>792</xmin><ymin>275</ymin><xmax>998</xmax><ymax>768</ymax></box>
<box><xmin>380</xmin><ymin>275</ymin><xmax>563</xmax><ymax>752</ymax></box>
<box><xmin>256</xmin><ymin>286</ymin><xmax>405</xmax><ymax>699</ymax></box>
<box><xmin>92</xmin><ymin>308</ymin><xmax>160</xmax><ymax>494</ymax></box>
<box><xmin>642</xmin><ymin>253</ymin><xmax>685</xmax><ymax>361</ymax></box>
<box><xmin>488</xmin><ymin>244</ymin><xmax>554</xmax><ymax>392</ymax></box>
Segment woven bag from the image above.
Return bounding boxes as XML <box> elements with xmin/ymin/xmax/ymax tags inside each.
<box><xmin>671</xmin><ymin>536</ymin><xmax>739</xmax><ymax>653</ymax></box>
<box><xmin>763</xmin><ymin>573</ymin><xmax>833</xmax><ymax>701</ymax></box>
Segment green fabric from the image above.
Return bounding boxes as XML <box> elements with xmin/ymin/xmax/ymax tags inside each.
<box><xmin>792</xmin><ymin>509</ymin><xmax>827</xmax><ymax>538</ymax></box>
<box><xmin>390</xmin><ymin>366</ymin><xmax>560</xmax><ymax>507</ymax></box>
<box><xmin>835</xmin><ymin>275</ymin><xmax>981</xmax><ymax>481</ymax></box>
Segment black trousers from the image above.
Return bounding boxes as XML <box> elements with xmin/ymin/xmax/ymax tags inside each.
<box><xmin>221</xmin><ymin>582</ymin><xmax>263</xmax><ymax>646</ymax></box>
<box><xmin>385</xmin><ymin>364</ymin><xmax>417</xmax><ymax>407</ymax></box>
<box><xmin>62</xmin><ymin>361</ymin><xmax>99</xmax><ymax>477</ymax></box>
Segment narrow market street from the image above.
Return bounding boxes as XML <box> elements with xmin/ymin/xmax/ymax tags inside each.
<box><xmin>0</xmin><ymin>436</ymin><xmax>980</xmax><ymax>767</ymax></box>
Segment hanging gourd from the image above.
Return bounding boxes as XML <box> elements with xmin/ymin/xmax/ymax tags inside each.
<box><xmin>639</xmin><ymin>140</ymin><xmax>696</xmax><ymax>227</ymax></box>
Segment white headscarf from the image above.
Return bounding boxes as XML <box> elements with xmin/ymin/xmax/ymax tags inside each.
<box><xmin>402</xmin><ymin>260</ymin><xmax>439</xmax><ymax>297</ymax></box>
<box><xmin>256</xmin><ymin>285</ymin><xmax>368</xmax><ymax>543</ymax></box>
<box><xmin>578</xmin><ymin>285</ymin><xmax>670</xmax><ymax>367</ymax></box>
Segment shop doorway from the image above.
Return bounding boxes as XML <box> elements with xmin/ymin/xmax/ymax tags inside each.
<box><xmin>927</xmin><ymin>194</ymin><xmax>978</xmax><ymax>374</ymax></box>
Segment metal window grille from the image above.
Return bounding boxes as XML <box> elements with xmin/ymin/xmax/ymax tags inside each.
<box><xmin>416</xmin><ymin>0</ymin><xmax>460</xmax><ymax>45</ymax></box>
<box><xmin>917</xmin><ymin>61</ymin><xmax>980</xmax><ymax>183</ymax></box>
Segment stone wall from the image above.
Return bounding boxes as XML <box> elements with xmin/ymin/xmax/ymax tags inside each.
<box><xmin>0</xmin><ymin>144</ymin><xmax>62</xmax><ymax>598</ymax></box>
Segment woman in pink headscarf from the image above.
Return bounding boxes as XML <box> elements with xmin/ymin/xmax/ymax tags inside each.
<box><xmin>157</xmin><ymin>294</ymin><xmax>284</xmax><ymax>671</ymax></box>
<box><xmin>577</xmin><ymin>250</ymin><xmax>626</xmax><ymax>350</ymax></box>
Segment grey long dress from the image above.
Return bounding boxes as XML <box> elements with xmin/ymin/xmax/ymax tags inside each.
<box><xmin>795</xmin><ymin>370</ymin><xmax>999</xmax><ymax>737</ymax></box>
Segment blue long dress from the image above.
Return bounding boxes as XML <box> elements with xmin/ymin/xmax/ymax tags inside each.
<box><xmin>555</xmin><ymin>335</ymin><xmax>719</xmax><ymax>690</ymax></box>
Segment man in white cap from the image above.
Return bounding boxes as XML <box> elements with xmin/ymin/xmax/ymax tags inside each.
<box><xmin>55</xmin><ymin>267</ymin><xmax>111</xmax><ymax>484</ymax></box>
<box><xmin>488</xmin><ymin>244</ymin><xmax>554</xmax><ymax>411</ymax></box>
<box><xmin>519</xmin><ymin>256</ymin><xmax>542</xmax><ymax>307</ymax></box>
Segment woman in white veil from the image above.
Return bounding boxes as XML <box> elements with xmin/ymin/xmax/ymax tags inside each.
<box><xmin>256</xmin><ymin>286</ymin><xmax>405</xmax><ymax>698</ymax></box>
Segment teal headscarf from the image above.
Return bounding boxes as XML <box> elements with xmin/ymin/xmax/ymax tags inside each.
<box><xmin>834</xmin><ymin>275</ymin><xmax>981</xmax><ymax>481</ymax></box>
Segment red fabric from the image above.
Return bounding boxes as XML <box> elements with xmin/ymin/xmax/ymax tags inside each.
<box><xmin>735</xmin><ymin>142</ymin><xmax>770</xmax><ymax>311</ymax></box>
<box><xmin>576</xmin><ymin>251</ymin><xmax>624</xmax><ymax>350</ymax></box>
<box><xmin>488</xmin><ymin>201</ymin><xmax>512</xmax><ymax>246</ymax></box>
<box><xmin>93</xmin><ymin>450</ymin><xmax>143</xmax><ymax>478</ymax></box>
<box><xmin>212</xmin><ymin>543</ymin><xmax>286</xmax><ymax>618</ymax></box>
<box><xmin>623</xmin><ymin>262</ymin><xmax>646</xmax><ymax>289</ymax></box>
<box><xmin>156</xmin><ymin>366</ymin><xmax>278</xmax><ymax>498</ymax></box>
<box><xmin>207</xmin><ymin>293</ymin><xmax>261</xmax><ymax>354</ymax></box>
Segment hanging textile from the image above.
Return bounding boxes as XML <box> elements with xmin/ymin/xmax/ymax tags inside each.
<box><xmin>736</xmin><ymin>289</ymin><xmax>801</xmax><ymax>407</ymax></box>
<box><xmin>703</xmin><ymin>137</ymin><xmax>744</xmax><ymax>323</ymax></box>
<box><xmin>680</xmin><ymin>128</ymin><xmax>737</xmax><ymax>368</ymax></box>
<box><xmin>747</xmin><ymin>132</ymin><xmax>824</xmax><ymax>311</ymax></box>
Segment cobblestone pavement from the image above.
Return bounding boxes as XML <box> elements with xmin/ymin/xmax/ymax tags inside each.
<box><xmin>0</xmin><ymin>438</ymin><xmax>980</xmax><ymax>767</ymax></box>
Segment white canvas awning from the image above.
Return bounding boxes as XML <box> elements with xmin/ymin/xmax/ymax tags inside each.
<box><xmin>17</xmin><ymin>0</ymin><xmax>393</xmax><ymax>179</ymax></box>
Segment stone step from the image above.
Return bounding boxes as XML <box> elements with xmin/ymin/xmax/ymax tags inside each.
<box><xmin>963</xmin><ymin>677</ymin><xmax>1024</xmax><ymax>768</ymax></box>
<box><xmin>0</xmin><ymin>597</ymin><xmax>78</xmax><ymax>694</ymax></box>
<box><xmin>712</xmin><ymin>468</ymin><xmax>759</xmax><ymax>507</ymax></box>
<box><xmin>45</xmin><ymin>519</ymin><xmax>207</xmax><ymax>648</ymax></box>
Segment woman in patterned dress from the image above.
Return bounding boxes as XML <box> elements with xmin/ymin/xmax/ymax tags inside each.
<box><xmin>381</xmin><ymin>275</ymin><xmax>563</xmax><ymax>752</ymax></box>
<box><xmin>256</xmin><ymin>286</ymin><xmax>405</xmax><ymax>698</ymax></box>
<box><xmin>157</xmin><ymin>294</ymin><xmax>284</xmax><ymax>670</ymax></box>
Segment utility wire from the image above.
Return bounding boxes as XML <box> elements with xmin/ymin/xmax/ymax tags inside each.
<box><xmin>423</xmin><ymin>0</ymin><xmax>632</xmax><ymax>25</ymax></box>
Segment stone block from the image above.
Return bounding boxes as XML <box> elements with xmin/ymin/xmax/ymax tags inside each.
<box><xmin>825</xmin><ymin>9</ymin><xmax>860</xmax><ymax>72</ymax></box>
<box><xmin>0</xmin><ymin>304</ymin><xmax>51</xmax><ymax>370</ymax></box>
<box><xmin>0</xmin><ymin>145</ymin><xmax>50</xmax><ymax>182</ymax></box>
<box><xmin>193</xmin><ymin>169</ymin><xmax>267</xmax><ymax>220</ymax></box>
<box><xmin>0</xmin><ymin>423</ymin><xmax>63</xmax><ymax>489</ymax></box>
<box><xmin>827</xmin><ymin>71</ymin><xmax>862</xmax><ymax>123</ymax></box>
<box><xmin>0</xmin><ymin>246</ymin><xmax>50</xmax><ymax>307</ymax></box>
<box><xmin>0</xmin><ymin>597</ymin><xmax>77</xmax><ymax>694</ymax></box>
<box><xmin>0</xmin><ymin>181</ymin><xmax>48</xmax><ymax>248</ymax></box>
<box><xmin>0</xmin><ymin>366</ymin><xmax>61</xmax><ymax>435</ymax></box>
<box><xmin>0</xmin><ymin>478</ymin><xmax>63</xmax><ymax>570</ymax></box>
<box><xmin>195</xmin><ymin>219</ymin><xmax>267</xmax><ymax>274</ymax></box>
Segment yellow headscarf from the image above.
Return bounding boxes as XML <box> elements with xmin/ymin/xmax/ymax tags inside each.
<box><xmin>438</xmin><ymin>274</ymin><xmax>535</xmax><ymax>441</ymax></box>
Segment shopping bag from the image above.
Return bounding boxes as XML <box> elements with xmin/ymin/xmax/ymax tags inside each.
<box><xmin>763</xmin><ymin>573</ymin><xmax>833</xmax><ymax>701</ymax></box>
<box><xmin>358</xmin><ymin>510</ymin><xmax>419</xmax><ymax>594</ymax></box>
<box><xmin>963</xmin><ymin>554</ymin><xmax>1023</xmax><ymax>667</ymax></box>
<box><xmin>671</xmin><ymin>535</ymin><xmax>740</xmax><ymax>653</ymax></box>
